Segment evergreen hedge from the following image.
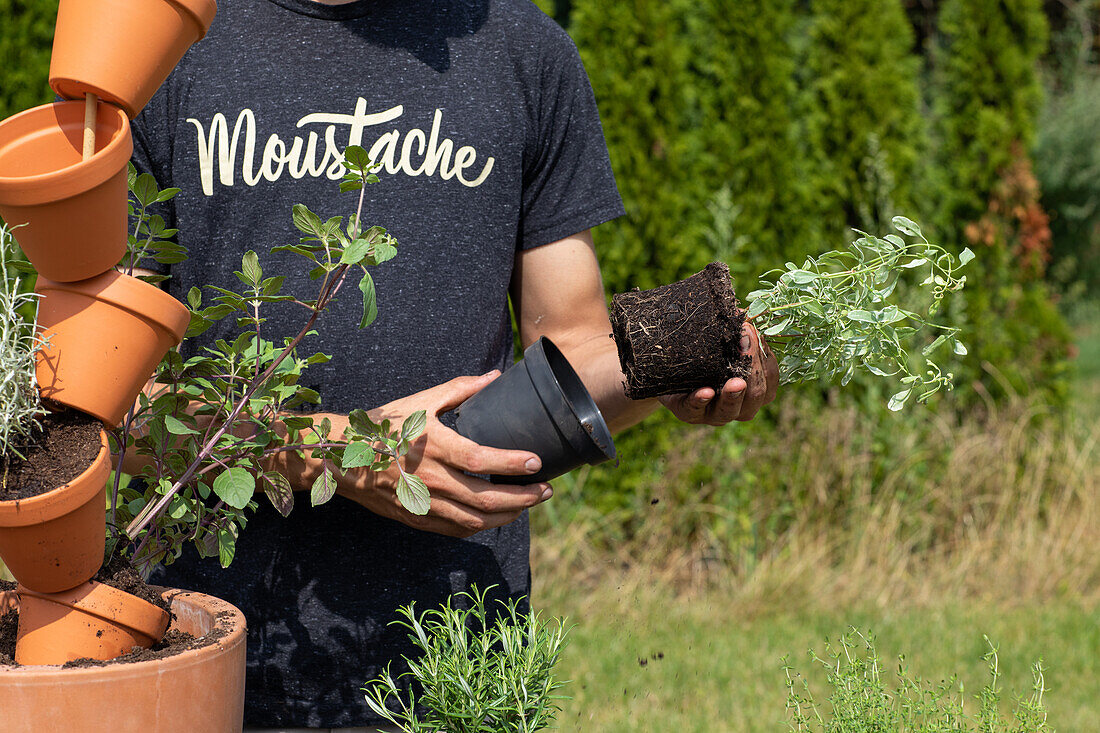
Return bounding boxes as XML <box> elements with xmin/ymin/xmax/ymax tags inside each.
<box><xmin>0</xmin><ymin>0</ymin><xmax>55</xmax><ymax>122</ymax></box>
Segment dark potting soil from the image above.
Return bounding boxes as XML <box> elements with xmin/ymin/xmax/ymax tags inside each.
<box><xmin>610</xmin><ymin>262</ymin><xmax>752</xmax><ymax>399</ymax></box>
<box><xmin>0</xmin><ymin>575</ymin><xmax>230</xmax><ymax>668</ymax></box>
<box><xmin>94</xmin><ymin>553</ymin><xmax>173</xmax><ymax>614</ymax></box>
<box><xmin>0</xmin><ymin>410</ymin><xmax>102</xmax><ymax>500</ymax></box>
<box><xmin>0</xmin><ymin>580</ymin><xmax>16</xmax><ymax>666</ymax></box>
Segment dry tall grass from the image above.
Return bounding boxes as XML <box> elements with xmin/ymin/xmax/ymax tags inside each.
<box><xmin>531</xmin><ymin>390</ymin><xmax>1099</xmax><ymax>614</ymax></box>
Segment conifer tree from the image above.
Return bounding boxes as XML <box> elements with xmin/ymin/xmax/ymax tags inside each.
<box><xmin>800</xmin><ymin>0</ymin><xmax>929</xmax><ymax>242</ymax></box>
<box><xmin>0</xmin><ymin>0</ymin><xmax>56</xmax><ymax>122</ymax></box>
<box><xmin>933</xmin><ymin>0</ymin><xmax>1049</xmax><ymax>228</ymax></box>
<box><xmin>568</xmin><ymin>0</ymin><xmax>712</xmax><ymax>292</ymax></box>
<box><xmin>689</xmin><ymin>0</ymin><xmax>815</xmax><ymax>283</ymax></box>
<box><xmin>932</xmin><ymin>0</ymin><xmax>1071</xmax><ymax>399</ymax></box>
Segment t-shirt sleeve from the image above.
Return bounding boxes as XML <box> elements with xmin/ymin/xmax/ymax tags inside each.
<box><xmin>519</xmin><ymin>28</ymin><xmax>625</xmax><ymax>249</ymax></box>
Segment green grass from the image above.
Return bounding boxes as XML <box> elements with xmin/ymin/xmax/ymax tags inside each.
<box><xmin>534</xmin><ymin>584</ymin><xmax>1099</xmax><ymax>732</ymax></box>
<box><xmin>1070</xmin><ymin>302</ymin><xmax>1100</xmax><ymax>421</ymax></box>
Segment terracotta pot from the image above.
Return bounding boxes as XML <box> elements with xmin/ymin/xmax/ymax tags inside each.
<box><xmin>0</xmin><ymin>430</ymin><xmax>109</xmax><ymax>594</ymax></box>
<box><xmin>36</xmin><ymin>270</ymin><xmax>191</xmax><ymax>427</ymax></box>
<box><xmin>14</xmin><ymin>580</ymin><xmax>170</xmax><ymax>666</ymax></box>
<box><xmin>0</xmin><ymin>589</ymin><xmax>246</xmax><ymax>731</ymax></box>
<box><xmin>50</xmin><ymin>0</ymin><xmax>218</xmax><ymax>119</ymax></box>
<box><xmin>0</xmin><ymin>101</ymin><xmax>131</xmax><ymax>282</ymax></box>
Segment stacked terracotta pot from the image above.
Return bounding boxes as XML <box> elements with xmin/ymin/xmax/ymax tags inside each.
<box><xmin>0</xmin><ymin>2</ymin><xmax>246</xmax><ymax>731</ymax></box>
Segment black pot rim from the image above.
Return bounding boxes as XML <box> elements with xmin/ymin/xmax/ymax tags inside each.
<box><xmin>525</xmin><ymin>337</ymin><xmax>616</xmax><ymax>464</ymax></box>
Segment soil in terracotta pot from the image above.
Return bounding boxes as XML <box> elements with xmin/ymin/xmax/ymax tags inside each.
<box><xmin>94</xmin><ymin>552</ymin><xmax>172</xmax><ymax>614</ymax></box>
<box><xmin>0</xmin><ymin>576</ymin><xmax>231</xmax><ymax>667</ymax></box>
<box><xmin>609</xmin><ymin>262</ymin><xmax>752</xmax><ymax>399</ymax></box>
<box><xmin>0</xmin><ymin>410</ymin><xmax>101</xmax><ymax>500</ymax></box>
<box><xmin>0</xmin><ymin>580</ymin><xmax>16</xmax><ymax>665</ymax></box>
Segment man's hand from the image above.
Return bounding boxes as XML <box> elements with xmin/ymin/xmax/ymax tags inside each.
<box><xmin>326</xmin><ymin>372</ymin><xmax>553</xmax><ymax>538</ymax></box>
<box><xmin>658</xmin><ymin>321</ymin><xmax>779</xmax><ymax>425</ymax></box>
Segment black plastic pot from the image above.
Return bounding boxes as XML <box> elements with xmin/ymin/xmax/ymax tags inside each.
<box><xmin>454</xmin><ymin>337</ymin><xmax>616</xmax><ymax>484</ymax></box>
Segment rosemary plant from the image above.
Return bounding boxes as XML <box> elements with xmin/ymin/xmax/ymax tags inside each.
<box><xmin>746</xmin><ymin>217</ymin><xmax>974</xmax><ymax>410</ymax></box>
<box><xmin>363</xmin><ymin>586</ymin><xmax>570</xmax><ymax>733</ymax></box>
<box><xmin>0</xmin><ymin>224</ymin><xmax>44</xmax><ymax>473</ymax></box>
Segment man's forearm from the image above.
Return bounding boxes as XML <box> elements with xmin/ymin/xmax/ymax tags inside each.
<box><xmin>550</xmin><ymin>330</ymin><xmax>660</xmax><ymax>434</ymax></box>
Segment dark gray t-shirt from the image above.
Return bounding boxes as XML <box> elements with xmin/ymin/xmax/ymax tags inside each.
<box><xmin>133</xmin><ymin>0</ymin><xmax>623</xmax><ymax>726</ymax></box>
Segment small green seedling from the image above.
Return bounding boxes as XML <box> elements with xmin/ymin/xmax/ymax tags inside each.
<box><xmin>783</xmin><ymin>628</ymin><xmax>1050</xmax><ymax>732</ymax></box>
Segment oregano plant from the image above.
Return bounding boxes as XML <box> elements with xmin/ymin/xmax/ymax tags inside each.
<box><xmin>113</xmin><ymin>146</ymin><xmax>432</xmax><ymax>571</ymax></box>
<box><xmin>745</xmin><ymin>216</ymin><xmax>974</xmax><ymax>411</ymax></box>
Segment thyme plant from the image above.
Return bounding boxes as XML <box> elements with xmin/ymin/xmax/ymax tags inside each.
<box><xmin>363</xmin><ymin>586</ymin><xmax>570</xmax><ymax>733</ymax></box>
<box><xmin>783</xmin><ymin>629</ymin><xmax>1050</xmax><ymax>732</ymax></box>
<box><xmin>0</xmin><ymin>224</ymin><xmax>44</xmax><ymax>475</ymax></box>
<box><xmin>113</xmin><ymin>146</ymin><xmax>430</xmax><ymax>569</ymax></box>
<box><xmin>745</xmin><ymin>217</ymin><xmax>974</xmax><ymax>410</ymax></box>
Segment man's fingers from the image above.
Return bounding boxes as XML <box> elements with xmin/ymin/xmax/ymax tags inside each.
<box><xmin>732</xmin><ymin>322</ymin><xmax>772</xmax><ymax>421</ymax></box>
<box><xmin>422</xmin><ymin>425</ymin><xmax>542</xmax><ymax>477</ymax></box>
<box><xmin>704</xmin><ymin>378</ymin><xmax>747</xmax><ymax>425</ymax></box>
<box><xmin>390</xmin><ymin>478</ymin><xmax>552</xmax><ymax>538</ymax></box>
<box><xmin>431</xmin><ymin>371</ymin><xmax>502</xmax><ymax>413</ymax></box>
<box><xmin>659</xmin><ymin>387</ymin><xmax>716</xmax><ymax>424</ymax></box>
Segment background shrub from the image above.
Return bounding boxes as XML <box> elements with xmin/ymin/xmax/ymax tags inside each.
<box><xmin>0</xmin><ymin>0</ymin><xmax>55</xmax><ymax>122</ymax></box>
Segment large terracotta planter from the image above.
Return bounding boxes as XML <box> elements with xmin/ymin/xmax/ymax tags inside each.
<box><xmin>0</xmin><ymin>101</ymin><xmax>131</xmax><ymax>282</ymax></box>
<box><xmin>0</xmin><ymin>430</ymin><xmax>109</xmax><ymax>594</ymax></box>
<box><xmin>36</xmin><ymin>271</ymin><xmax>191</xmax><ymax>427</ymax></box>
<box><xmin>0</xmin><ymin>589</ymin><xmax>246</xmax><ymax>732</ymax></box>
<box><xmin>50</xmin><ymin>0</ymin><xmax>218</xmax><ymax>119</ymax></box>
<box><xmin>15</xmin><ymin>580</ymin><xmax>170</xmax><ymax>666</ymax></box>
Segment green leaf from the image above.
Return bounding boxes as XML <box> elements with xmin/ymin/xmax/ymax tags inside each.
<box><xmin>212</xmin><ymin>467</ymin><xmax>254</xmax><ymax>510</ymax></box>
<box><xmin>217</xmin><ymin>526</ymin><xmax>237</xmax><ymax>568</ymax></box>
<box><xmin>132</xmin><ymin>173</ymin><xmax>158</xmax><ymax>207</ymax></box>
<box><xmin>154</xmin><ymin>187</ymin><xmax>181</xmax><ymax>203</ymax></box>
<box><xmin>311</xmin><ymin>467</ymin><xmax>337</xmax><ymax>506</ymax></box>
<box><xmin>763</xmin><ymin>317</ymin><xmax>790</xmax><ymax>336</ymax></box>
<box><xmin>343</xmin><ymin>144</ymin><xmax>372</xmax><ymax>171</ymax></box>
<box><xmin>292</xmin><ymin>203</ymin><xmax>324</xmax><ymax>236</ymax></box>
<box><xmin>348</xmin><ymin>409</ymin><xmax>379</xmax><ymax>435</ymax></box>
<box><xmin>358</xmin><ymin>270</ymin><xmax>378</xmax><ymax>329</ymax></box>
<box><xmin>892</xmin><ymin>216</ymin><xmax>922</xmax><ymax>237</ymax></box>
<box><xmin>262</xmin><ymin>472</ymin><xmax>294</xmax><ymax>517</ymax></box>
<box><xmin>241</xmin><ymin>250</ymin><xmax>262</xmax><ymax>286</ymax></box>
<box><xmin>396</xmin><ymin>473</ymin><xmax>431</xmax><ymax>516</ymax></box>
<box><xmin>888</xmin><ymin>390</ymin><xmax>912</xmax><ymax>412</ymax></box>
<box><xmin>341</xmin><ymin>442</ymin><xmax>377</xmax><ymax>469</ymax></box>
<box><xmin>164</xmin><ymin>415</ymin><xmax>198</xmax><ymax>436</ymax></box>
<box><xmin>187</xmin><ymin>286</ymin><xmax>202</xmax><ymax>310</ymax></box>
<box><xmin>341</xmin><ymin>238</ymin><xmax>372</xmax><ymax>265</ymax></box>
<box><xmin>401</xmin><ymin>410</ymin><xmax>427</xmax><ymax>442</ymax></box>
<box><xmin>746</xmin><ymin>299</ymin><xmax>768</xmax><ymax>318</ymax></box>
<box><xmin>959</xmin><ymin>247</ymin><xmax>976</xmax><ymax>266</ymax></box>
<box><xmin>922</xmin><ymin>335</ymin><xmax>947</xmax><ymax>355</ymax></box>
<box><xmin>787</xmin><ymin>270</ymin><xmax>818</xmax><ymax>285</ymax></box>
<box><xmin>371</xmin><ymin>239</ymin><xmax>397</xmax><ymax>265</ymax></box>
<box><xmin>847</xmin><ymin>310</ymin><xmax>875</xmax><ymax>322</ymax></box>
<box><xmin>954</xmin><ymin>340</ymin><xmax>968</xmax><ymax>356</ymax></box>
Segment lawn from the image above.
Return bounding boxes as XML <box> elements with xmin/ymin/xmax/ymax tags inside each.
<box><xmin>533</xmin><ymin>580</ymin><xmax>1099</xmax><ymax>732</ymax></box>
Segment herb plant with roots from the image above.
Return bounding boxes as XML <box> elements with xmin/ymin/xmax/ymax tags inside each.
<box><xmin>745</xmin><ymin>216</ymin><xmax>974</xmax><ymax>411</ymax></box>
<box><xmin>113</xmin><ymin>146</ymin><xmax>431</xmax><ymax>570</ymax></box>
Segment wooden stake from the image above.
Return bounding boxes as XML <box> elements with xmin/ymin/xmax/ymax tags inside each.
<box><xmin>82</xmin><ymin>93</ymin><xmax>98</xmax><ymax>160</ymax></box>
